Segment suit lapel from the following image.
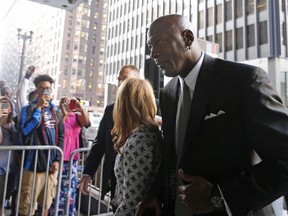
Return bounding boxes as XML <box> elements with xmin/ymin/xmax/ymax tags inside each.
<box><xmin>160</xmin><ymin>77</ymin><xmax>180</xmax><ymax>157</ymax></box>
<box><xmin>161</xmin><ymin>77</ymin><xmax>180</xmax><ymax>131</ymax></box>
<box><xmin>180</xmin><ymin>54</ymin><xmax>217</xmax><ymax>161</ymax></box>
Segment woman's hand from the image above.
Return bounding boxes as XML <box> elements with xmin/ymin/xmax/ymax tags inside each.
<box><xmin>79</xmin><ymin>175</ymin><xmax>91</xmax><ymax>195</ymax></box>
<box><xmin>49</xmin><ymin>161</ymin><xmax>59</xmax><ymax>174</ymax></box>
<box><xmin>135</xmin><ymin>197</ymin><xmax>162</xmax><ymax>216</ymax></box>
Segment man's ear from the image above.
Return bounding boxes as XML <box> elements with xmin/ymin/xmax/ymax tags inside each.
<box><xmin>183</xmin><ymin>29</ymin><xmax>194</xmax><ymax>47</ymax></box>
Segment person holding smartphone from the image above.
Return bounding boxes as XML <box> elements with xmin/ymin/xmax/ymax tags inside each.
<box><xmin>18</xmin><ymin>74</ymin><xmax>64</xmax><ymax>216</ymax></box>
<box><xmin>49</xmin><ymin>96</ymin><xmax>90</xmax><ymax>216</ymax></box>
<box><xmin>0</xmin><ymin>97</ymin><xmax>17</xmax><ymax>215</ymax></box>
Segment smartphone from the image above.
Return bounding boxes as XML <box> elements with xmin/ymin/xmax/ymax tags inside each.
<box><xmin>69</xmin><ymin>99</ymin><xmax>76</xmax><ymax>110</ymax></box>
<box><xmin>43</xmin><ymin>89</ymin><xmax>51</xmax><ymax>102</ymax></box>
<box><xmin>1</xmin><ymin>102</ymin><xmax>9</xmax><ymax>110</ymax></box>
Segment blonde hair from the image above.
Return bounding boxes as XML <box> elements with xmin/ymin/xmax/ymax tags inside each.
<box><xmin>112</xmin><ymin>78</ymin><xmax>158</xmax><ymax>153</ymax></box>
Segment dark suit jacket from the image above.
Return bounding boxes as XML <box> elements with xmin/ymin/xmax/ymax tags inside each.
<box><xmin>83</xmin><ymin>104</ymin><xmax>117</xmax><ymax>200</ymax></box>
<box><xmin>160</xmin><ymin>54</ymin><xmax>288</xmax><ymax>216</ymax></box>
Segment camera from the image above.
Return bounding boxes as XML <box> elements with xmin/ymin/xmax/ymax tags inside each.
<box><xmin>69</xmin><ymin>99</ymin><xmax>77</xmax><ymax>110</ymax></box>
<box><xmin>68</xmin><ymin>0</ymin><xmax>76</xmax><ymax>4</ymax></box>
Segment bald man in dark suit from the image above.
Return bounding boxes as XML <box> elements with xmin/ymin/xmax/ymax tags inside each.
<box><xmin>137</xmin><ymin>14</ymin><xmax>288</xmax><ymax>216</ymax></box>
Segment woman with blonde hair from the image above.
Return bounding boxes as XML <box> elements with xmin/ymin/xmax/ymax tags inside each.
<box><xmin>111</xmin><ymin>78</ymin><xmax>163</xmax><ymax>215</ymax></box>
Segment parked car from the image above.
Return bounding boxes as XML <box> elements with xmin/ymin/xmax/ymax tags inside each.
<box><xmin>88</xmin><ymin>112</ymin><xmax>102</xmax><ymax>128</ymax></box>
<box><xmin>84</xmin><ymin>112</ymin><xmax>103</xmax><ymax>143</ymax></box>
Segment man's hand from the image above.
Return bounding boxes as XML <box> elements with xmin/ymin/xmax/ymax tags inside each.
<box><xmin>79</xmin><ymin>175</ymin><xmax>91</xmax><ymax>196</ymax></box>
<box><xmin>178</xmin><ymin>169</ymin><xmax>214</xmax><ymax>214</ymax></box>
<box><xmin>36</xmin><ymin>94</ymin><xmax>51</xmax><ymax>108</ymax></box>
<box><xmin>135</xmin><ymin>197</ymin><xmax>162</xmax><ymax>216</ymax></box>
<box><xmin>49</xmin><ymin>161</ymin><xmax>59</xmax><ymax>174</ymax></box>
<box><xmin>25</xmin><ymin>65</ymin><xmax>36</xmax><ymax>79</ymax></box>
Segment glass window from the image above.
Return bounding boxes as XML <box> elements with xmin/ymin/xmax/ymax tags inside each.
<box><xmin>246</xmin><ymin>0</ymin><xmax>254</xmax><ymax>15</ymax></box>
<box><xmin>62</xmin><ymin>79</ymin><xmax>67</xmax><ymax>89</ymax></box>
<box><xmin>65</xmin><ymin>54</ymin><xmax>69</xmax><ymax>62</ymax></box>
<box><xmin>199</xmin><ymin>10</ymin><xmax>205</xmax><ymax>29</ymax></box>
<box><xmin>236</xmin><ymin>27</ymin><xmax>243</xmax><ymax>49</ymax></box>
<box><xmin>64</xmin><ymin>66</ymin><xmax>68</xmax><ymax>75</ymax></box>
<box><xmin>216</xmin><ymin>32</ymin><xmax>223</xmax><ymax>52</ymax></box>
<box><xmin>66</xmin><ymin>41</ymin><xmax>70</xmax><ymax>50</ymax></box>
<box><xmin>67</xmin><ymin>28</ymin><xmax>72</xmax><ymax>37</ymax></box>
<box><xmin>281</xmin><ymin>0</ymin><xmax>285</xmax><ymax>12</ymax></box>
<box><xmin>90</xmin><ymin>58</ymin><xmax>95</xmax><ymax>66</ymax></box>
<box><xmin>225</xmin><ymin>30</ymin><xmax>233</xmax><ymax>51</ymax></box>
<box><xmin>73</xmin><ymin>55</ymin><xmax>77</xmax><ymax>63</ymax></box>
<box><xmin>225</xmin><ymin>1</ymin><xmax>232</xmax><ymax>21</ymax></box>
<box><xmin>78</xmin><ymin>56</ymin><xmax>86</xmax><ymax>64</ymax></box>
<box><xmin>81</xmin><ymin>19</ymin><xmax>88</xmax><ymax>28</ymax></box>
<box><xmin>258</xmin><ymin>21</ymin><xmax>267</xmax><ymax>45</ymax></box>
<box><xmin>216</xmin><ymin>4</ymin><xmax>222</xmax><ymax>24</ymax></box>
<box><xmin>206</xmin><ymin>35</ymin><xmax>213</xmax><ymax>42</ymax></box>
<box><xmin>235</xmin><ymin>1</ymin><xmax>243</xmax><ymax>18</ymax></box>
<box><xmin>79</xmin><ymin>44</ymin><xmax>87</xmax><ymax>52</ymax></box>
<box><xmin>257</xmin><ymin>0</ymin><xmax>266</xmax><ymax>12</ymax></box>
<box><xmin>207</xmin><ymin>7</ymin><xmax>213</xmax><ymax>27</ymax></box>
<box><xmin>77</xmin><ymin>69</ymin><xmax>82</xmax><ymax>76</ymax></box>
<box><xmin>247</xmin><ymin>24</ymin><xmax>255</xmax><ymax>47</ymax></box>
<box><xmin>282</xmin><ymin>22</ymin><xmax>287</xmax><ymax>46</ymax></box>
<box><xmin>89</xmin><ymin>70</ymin><xmax>93</xmax><ymax>78</ymax></box>
<box><xmin>88</xmin><ymin>82</ymin><xmax>93</xmax><ymax>92</ymax></box>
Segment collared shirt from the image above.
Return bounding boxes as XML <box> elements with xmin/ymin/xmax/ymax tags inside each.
<box><xmin>178</xmin><ymin>51</ymin><xmax>204</xmax><ymax>99</ymax></box>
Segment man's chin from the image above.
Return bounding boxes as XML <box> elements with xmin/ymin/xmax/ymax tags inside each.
<box><xmin>162</xmin><ymin>69</ymin><xmax>177</xmax><ymax>77</ymax></box>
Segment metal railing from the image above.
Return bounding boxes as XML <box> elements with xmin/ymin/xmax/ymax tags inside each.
<box><xmin>0</xmin><ymin>145</ymin><xmax>63</xmax><ymax>216</ymax></box>
<box><xmin>65</xmin><ymin>147</ymin><xmax>113</xmax><ymax>216</ymax></box>
<box><xmin>0</xmin><ymin>144</ymin><xmax>113</xmax><ymax>216</ymax></box>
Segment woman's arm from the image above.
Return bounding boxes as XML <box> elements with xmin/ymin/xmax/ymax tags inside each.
<box><xmin>75</xmin><ymin>104</ymin><xmax>90</xmax><ymax>127</ymax></box>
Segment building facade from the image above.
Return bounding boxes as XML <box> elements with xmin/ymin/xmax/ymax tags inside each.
<box><xmin>105</xmin><ymin>0</ymin><xmax>194</xmax><ymax>104</ymax></box>
<box><xmin>0</xmin><ymin>0</ymin><xmax>108</xmax><ymax>111</ymax></box>
<box><xmin>105</xmin><ymin>0</ymin><xmax>288</xmax><ymax>105</ymax></box>
<box><xmin>31</xmin><ymin>0</ymin><xmax>108</xmax><ymax>110</ymax></box>
<box><xmin>195</xmin><ymin>0</ymin><xmax>288</xmax><ymax>103</ymax></box>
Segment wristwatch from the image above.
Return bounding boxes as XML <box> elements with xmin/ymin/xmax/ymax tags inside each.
<box><xmin>210</xmin><ymin>185</ymin><xmax>225</xmax><ymax>211</ymax></box>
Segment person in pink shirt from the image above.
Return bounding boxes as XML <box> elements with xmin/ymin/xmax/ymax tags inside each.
<box><xmin>49</xmin><ymin>96</ymin><xmax>90</xmax><ymax>216</ymax></box>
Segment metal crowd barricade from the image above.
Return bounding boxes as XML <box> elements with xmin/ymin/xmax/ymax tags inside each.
<box><xmin>64</xmin><ymin>147</ymin><xmax>113</xmax><ymax>216</ymax></box>
<box><xmin>0</xmin><ymin>145</ymin><xmax>63</xmax><ymax>216</ymax></box>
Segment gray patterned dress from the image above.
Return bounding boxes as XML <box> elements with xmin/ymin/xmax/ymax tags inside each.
<box><xmin>111</xmin><ymin>126</ymin><xmax>162</xmax><ymax>216</ymax></box>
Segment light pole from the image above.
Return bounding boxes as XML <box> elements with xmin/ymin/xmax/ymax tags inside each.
<box><xmin>17</xmin><ymin>28</ymin><xmax>33</xmax><ymax>86</ymax></box>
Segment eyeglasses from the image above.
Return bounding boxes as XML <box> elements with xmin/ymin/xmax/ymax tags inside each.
<box><xmin>37</xmin><ymin>87</ymin><xmax>52</xmax><ymax>92</ymax></box>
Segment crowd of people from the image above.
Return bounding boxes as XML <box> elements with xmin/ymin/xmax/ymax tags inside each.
<box><xmin>1</xmin><ymin>13</ymin><xmax>288</xmax><ymax>216</ymax></box>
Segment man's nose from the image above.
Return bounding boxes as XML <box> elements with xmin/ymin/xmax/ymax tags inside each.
<box><xmin>150</xmin><ymin>47</ymin><xmax>159</xmax><ymax>59</ymax></box>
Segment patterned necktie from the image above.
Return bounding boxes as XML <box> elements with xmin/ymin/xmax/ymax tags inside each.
<box><xmin>175</xmin><ymin>79</ymin><xmax>191</xmax><ymax>165</ymax></box>
<box><xmin>175</xmin><ymin>79</ymin><xmax>192</xmax><ymax>216</ymax></box>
